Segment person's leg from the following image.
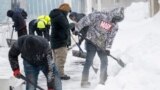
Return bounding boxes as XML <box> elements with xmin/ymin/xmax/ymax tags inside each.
<box><xmin>81</xmin><ymin>42</ymin><xmax>96</xmax><ymax>87</ymax></box>
<box><xmin>36</xmin><ymin>29</ymin><xmax>43</xmax><ymax>36</ymax></box>
<box><xmin>23</xmin><ymin>60</ymin><xmax>39</xmax><ymax>90</ymax></box>
<box><xmin>42</xmin><ymin>64</ymin><xmax>62</xmax><ymax>90</ymax></box>
<box><xmin>97</xmin><ymin>51</ymin><xmax>108</xmax><ymax>84</ymax></box>
<box><xmin>53</xmin><ymin>46</ymin><xmax>70</xmax><ymax>80</ymax></box>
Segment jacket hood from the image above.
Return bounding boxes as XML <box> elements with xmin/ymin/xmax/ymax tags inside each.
<box><xmin>109</xmin><ymin>7</ymin><xmax>124</xmax><ymax>23</ymax></box>
<box><xmin>50</xmin><ymin>9</ymin><xmax>68</xmax><ymax>19</ymax></box>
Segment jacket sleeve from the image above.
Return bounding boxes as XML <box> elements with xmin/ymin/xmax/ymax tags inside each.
<box><xmin>12</xmin><ymin>13</ymin><xmax>26</xmax><ymax>30</ymax></box>
<box><xmin>106</xmin><ymin>24</ymin><xmax>118</xmax><ymax>49</ymax></box>
<box><xmin>12</xmin><ymin>14</ymin><xmax>19</xmax><ymax>28</ymax></box>
<box><xmin>8</xmin><ymin>42</ymin><xmax>21</xmax><ymax>71</ymax></box>
<box><xmin>46</xmin><ymin>47</ymin><xmax>55</xmax><ymax>89</ymax></box>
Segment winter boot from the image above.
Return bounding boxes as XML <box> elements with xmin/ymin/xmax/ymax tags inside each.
<box><xmin>61</xmin><ymin>75</ymin><xmax>70</xmax><ymax>80</ymax></box>
<box><xmin>81</xmin><ymin>81</ymin><xmax>91</xmax><ymax>88</ymax></box>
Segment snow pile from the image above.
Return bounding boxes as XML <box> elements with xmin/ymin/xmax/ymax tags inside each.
<box><xmin>95</xmin><ymin>2</ymin><xmax>160</xmax><ymax>90</ymax></box>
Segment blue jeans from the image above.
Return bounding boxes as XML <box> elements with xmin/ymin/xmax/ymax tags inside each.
<box><xmin>23</xmin><ymin>60</ymin><xmax>62</xmax><ymax>90</ymax></box>
<box><xmin>82</xmin><ymin>42</ymin><xmax>108</xmax><ymax>84</ymax></box>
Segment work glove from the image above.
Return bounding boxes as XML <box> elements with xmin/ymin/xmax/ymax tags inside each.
<box><xmin>103</xmin><ymin>50</ymin><xmax>110</xmax><ymax>55</ymax></box>
<box><xmin>72</xmin><ymin>30</ymin><xmax>79</xmax><ymax>36</ymax></box>
<box><xmin>13</xmin><ymin>69</ymin><xmax>21</xmax><ymax>79</ymax></box>
<box><xmin>69</xmin><ymin>23</ymin><xmax>75</xmax><ymax>32</ymax></box>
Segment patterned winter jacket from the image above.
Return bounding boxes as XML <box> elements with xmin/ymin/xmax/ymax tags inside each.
<box><xmin>8</xmin><ymin>35</ymin><xmax>54</xmax><ymax>87</ymax></box>
<box><xmin>76</xmin><ymin>7</ymin><xmax>124</xmax><ymax>49</ymax></box>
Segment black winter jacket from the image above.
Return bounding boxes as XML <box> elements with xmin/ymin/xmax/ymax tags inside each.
<box><xmin>49</xmin><ymin>9</ymin><xmax>71</xmax><ymax>49</ymax></box>
<box><xmin>8</xmin><ymin>35</ymin><xmax>53</xmax><ymax>70</ymax></box>
<box><xmin>11</xmin><ymin>11</ymin><xmax>26</xmax><ymax>31</ymax></box>
<box><xmin>8</xmin><ymin>35</ymin><xmax>55</xmax><ymax>88</ymax></box>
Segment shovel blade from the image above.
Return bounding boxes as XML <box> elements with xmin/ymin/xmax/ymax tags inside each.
<box><xmin>72</xmin><ymin>50</ymin><xmax>87</xmax><ymax>58</ymax></box>
<box><xmin>117</xmin><ymin>59</ymin><xmax>126</xmax><ymax>67</ymax></box>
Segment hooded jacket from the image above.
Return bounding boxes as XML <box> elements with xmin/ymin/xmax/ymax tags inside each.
<box><xmin>8</xmin><ymin>35</ymin><xmax>54</xmax><ymax>87</ymax></box>
<box><xmin>76</xmin><ymin>7</ymin><xmax>124</xmax><ymax>49</ymax></box>
<box><xmin>49</xmin><ymin>9</ymin><xmax>71</xmax><ymax>49</ymax></box>
<box><xmin>11</xmin><ymin>10</ymin><xmax>26</xmax><ymax>31</ymax></box>
<box><xmin>8</xmin><ymin>35</ymin><xmax>54</xmax><ymax>69</ymax></box>
<box><xmin>69</xmin><ymin>12</ymin><xmax>89</xmax><ymax>45</ymax></box>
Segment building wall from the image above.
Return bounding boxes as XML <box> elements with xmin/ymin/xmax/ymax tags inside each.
<box><xmin>0</xmin><ymin>0</ymin><xmax>11</xmax><ymax>23</ymax></box>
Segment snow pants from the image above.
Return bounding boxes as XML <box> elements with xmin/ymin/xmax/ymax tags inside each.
<box><xmin>82</xmin><ymin>42</ymin><xmax>108</xmax><ymax>84</ymax></box>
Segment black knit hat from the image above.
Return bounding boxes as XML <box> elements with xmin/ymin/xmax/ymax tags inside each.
<box><xmin>7</xmin><ymin>10</ymin><xmax>14</xmax><ymax>17</ymax></box>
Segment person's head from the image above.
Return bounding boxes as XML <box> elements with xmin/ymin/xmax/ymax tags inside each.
<box><xmin>110</xmin><ymin>7</ymin><xmax>124</xmax><ymax>23</ymax></box>
<box><xmin>69</xmin><ymin>12</ymin><xmax>77</xmax><ymax>21</ymax></box>
<box><xmin>59</xmin><ymin>3</ymin><xmax>71</xmax><ymax>13</ymax></box>
<box><xmin>7</xmin><ymin>10</ymin><xmax>14</xmax><ymax>17</ymax></box>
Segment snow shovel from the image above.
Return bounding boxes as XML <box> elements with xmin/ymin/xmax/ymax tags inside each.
<box><xmin>71</xmin><ymin>35</ymin><xmax>98</xmax><ymax>73</ymax></box>
<box><xmin>6</xmin><ymin>28</ymin><xmax>16</xmax><ymax>47</ymax></box>
<box><xmin>71</xmin><ymin>34</ymin><xmax>87</xmax><ymax>58</ymax></box>
<box><xmin>19</xmin><ymin>74</ymin><xmax>44</xmax><ymax>90</ymax></box>
<box><xmin>77</xmin><ymin>33</ymin><xmax>126</xmax><ymax>67</ymax></box>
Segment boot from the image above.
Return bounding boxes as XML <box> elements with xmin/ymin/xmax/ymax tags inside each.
<box><xmin>81</xmin><ymin>81</ymin><xmax>90</xmax><ymax>88</ymax></box>
<box><xmin>61</xmin><ymin>75</ymin><xmax>70</xmax><ymax>80</ymax></box>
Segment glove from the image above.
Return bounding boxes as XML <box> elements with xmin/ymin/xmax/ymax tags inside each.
<box><xmin>72</xmin><ymin>30</ymin><xmax>79</xmax><ymax>36</ymax></box>
<box><xmin>104</xmin><ymin>50</ymin><xmax>110</xmax><ymax>55</ymax></box>
<box><xmin>70</xmin><ymin>23</ymin><xmax>75</xmax><ymax>32</ymax></box>
<box><xmin>71</xmin><ymin>27</ymin><xmax>75</xmax><ymax>32</ymax></box>
<box><xmin>13</xmin><ymin>69</ymin><xmax>21</xmax><ymax>78</ymax></box>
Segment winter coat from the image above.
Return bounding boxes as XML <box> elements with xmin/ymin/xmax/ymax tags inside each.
<box><xmin>76</xmin><ymin>7</ymin><xmax>124</xmax><ymax>49</ymax></box>
<box><xmin>13</xmin><ymin>8</ymin><xmax>28</xmax><ymax>19</ymax></box>
<box><xmin>11</xmin><ymin>11</ymin><xmax>26</xmax><ymax>31</ymax></box>
<box><xmin>8</xmin><ymin>35</ymin><xmax>54</xmax><ymax>87</ymax></box>
<box><xmin>71</xmin><ymin>12</ymin><xmax>89</xmax><ymax>45</ymax></box>
<box><xmin>49</xmin><ymin>9</ymin><xmax>71</xmax><ymax>49</ymax></box>
<box><xmin>9</xmin><ymin>35</ymin><xmax>54</xmax><ymax>71</ymax></box>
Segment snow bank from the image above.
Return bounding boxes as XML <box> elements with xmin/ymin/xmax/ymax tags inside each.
<box><xmin>95</xmin><ymin>1</ymin><xmax>160</xmax><ymax>90</ymax></box>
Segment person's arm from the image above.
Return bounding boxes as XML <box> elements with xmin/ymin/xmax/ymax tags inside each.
<box><xmin>8</xmin><ymin>42</ymin><xmax>21</xmax><ymax>71</ymax></box>
<box><xmin>12</xmin><ymin>14</ymin><xmax>19</xmax><ymax>28</ymax></box>
<box><xmin>29</xmin><ymin>22</ymin><xmax>35</xmax><ymax>35</ymax></box>
<box><xmin>46</xmin><ymin>47</ymin><xmax>55</xmax><ymax>89</ymax></box>
<box><xmin>106</xmin><ymin>24</ymin><xmax>118</xmax><ymax>49</ymax></box>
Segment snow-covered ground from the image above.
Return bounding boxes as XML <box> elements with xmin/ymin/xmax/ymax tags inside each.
<box><xmin>1</xmin><ymin>1</ymin><xmax>160</xmax><ymax>90</ymax></box>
